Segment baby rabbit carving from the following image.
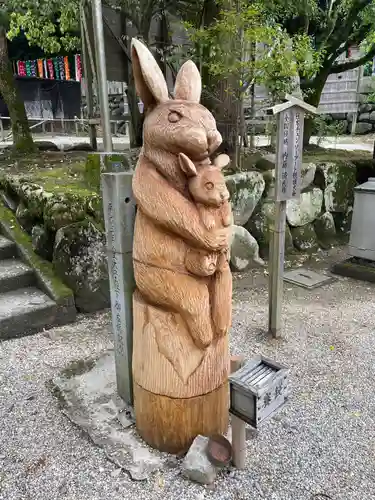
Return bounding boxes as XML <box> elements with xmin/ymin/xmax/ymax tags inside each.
<box><xmin>179</xmin><ymin>152</ymin><xmax>232</xmax><ymax>277</ymax></box>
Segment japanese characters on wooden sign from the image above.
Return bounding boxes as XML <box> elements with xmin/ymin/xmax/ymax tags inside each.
<box><xmin>275</xmin><ymin>107</ymin><xmax>304</xmax><ymax>202</ymax></box>
<box><xmin>102</xmin><ymin>172</ymin><xmax>136</xmax><ymax>405</ymax></box>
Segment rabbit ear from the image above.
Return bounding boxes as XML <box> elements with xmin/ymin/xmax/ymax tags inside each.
<box><xmin>174</xmin><ymin>61</ymin><xmax>202</xmax><ymax>102</ymax></box>
<box><xmin>179</xmin><ymin>153</ymin><xmax>198</xmax><ymax>177</ymax></box>
<box><xmin>213</xmin><ymin>154</ymin><xmax>231</xmax><ymax>170</ymax></box>
<box><xmin>131</xmin><ymin>38</ymin><xmax>168</xmax><ymax>109</ymax></box>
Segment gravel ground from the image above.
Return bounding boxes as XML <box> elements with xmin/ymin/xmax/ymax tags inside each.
<box><xmin>1</xmin><ymin>250</ymin><xmax>375</xmax><ymax>500</ymax></box>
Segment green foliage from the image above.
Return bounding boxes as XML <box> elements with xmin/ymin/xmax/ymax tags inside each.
<box><xmin>312</xmin><ymin>115</ymin><xmax>347</xmax><ymax>146</ymax></box>
<box><xmin>6</xmin><ymin>0</ymin><xmax>80</xmax><ymax>54</ymax></box>
<box><xmin>182</xmin><ymin>0</ymin><xmax>320</xmax><ymax>103</ymax></box>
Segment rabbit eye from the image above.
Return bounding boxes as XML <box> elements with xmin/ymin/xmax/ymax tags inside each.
<box><xmin>205</xmin><ymin>182</ymin><xmax>214</xmax><ymax>190</ymax></box>
<box><xmin>168</xmin><ymin>111</ymin><xmax>181</xmax><ymax>123</ymax></box>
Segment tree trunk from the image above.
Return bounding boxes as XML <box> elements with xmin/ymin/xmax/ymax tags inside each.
<box><xmin>126</xmin><ymin>80</ymin><xmax>144</xmax><ymax>148</ymax></box>
<box><xmin>0</xmin><ymin>27</ymin><xmax>35</xmax><ymax>153</ymax></box>
<box><xmin>302</xmin><ymin>70</ymin><xmax>330</xmax><ymax>146</ymax></box>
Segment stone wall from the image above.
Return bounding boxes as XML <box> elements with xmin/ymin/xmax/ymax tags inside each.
<box><xmin>228</xmin><ymin>154</ymin><xmax>375</xmax><ymax>271</ymax></box>
<box><xmin>0</xmin><ymin>165</ymin><xmax>109</xmax><ymax>314</ymax></box>
<box><xmin>1</xmin><ymin>152</ymin><xmax>373</xmax><ymax>310</ymax></box>
<box><xmin>316</xmin><ymin>76</ymin><xmax>375</xmax><ymax>135</ymax></box>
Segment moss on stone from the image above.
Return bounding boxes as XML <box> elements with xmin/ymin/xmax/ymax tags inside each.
<box><xmin>0</xmin><ymin>161</ymin><xmax>104</xmax><ymax>229</ymax></box>
<box><xmin>290</xmin><ymin>223</ymin><xmax>319</xmax><ymax>253</ymax></box>
<box><xmin>303</xmin><ymin>146</ymin><xmax>371</xmax><ymax>163</ymax></box>
<box><xmin>245</xmin><ymin>200</ymin><xmax>294</xmax><ymax>257</ymax></box>
<box><xmin>0</xmin><ymin>204</ymin><xmax>73</xmax><ymax>304</ymax></box>
<box><xmin>84</xmin><ymin>152</ymin><xmax>131</xmax><ymax>191</ymax></box>
<box><xmin>317</xmin><ymin>161</ymin><xmax>357</xmax><ymax>213</ymax></box>
<box><xmin>84</xmin><ymin>153</ymin><xmax>102</xmax><ymax>191</ymax></box>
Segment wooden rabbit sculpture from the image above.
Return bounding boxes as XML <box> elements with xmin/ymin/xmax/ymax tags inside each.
<box><xmin>131</xmin><ymin>38</ymin><xmax>232</xmax><ymax>453</ymax></box>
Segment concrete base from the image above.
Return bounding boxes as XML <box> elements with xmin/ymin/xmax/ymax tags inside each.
<box><xmin>51</xmin><ymin>350</ymin><xmax>164</xmax><ymax>481</ymax></box>
<box><xmin>331</xmin><ymin>257</ymin><xmax>375</xmax><ymax>283</ymax></box>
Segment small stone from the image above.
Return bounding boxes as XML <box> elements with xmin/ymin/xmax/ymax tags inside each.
<box><xmin>0</xmin><ymin>191</ymin><xmax>17</xmax><ymax>212</ymax></box>
<box><xmin>225</xmin><ymin>171</ymin><xmax>265</xmax><ymax>226</ymax></box>
<box><xmin>64</xmin><ymin>143</ymin><xmax>94</xmax><ymax>152</ymax></box>
<box><xmin>291</xmin><ymin>223</ymin><xmax>319</xmax><ymax>252</ymax></box>
<box><xmin>44</xmin><ymin>194</ymin><xmax>87</xmax><ymax>231</ymax></box>
<box><xmin>255</xmin><ymin>153</ymin><xmax>275</xmax><ymax>171</ymax></box>
<box><xmin>164</xmin><ymin>456</ymin><xmax>179</xmax><ymax>469</ymax></box>
<box><xmin>52</xmin><ymin>220</ymin><xmax>110</xmax><ymax>313</ymax></box>
<box><xmin>31</xmin><ymin>225</ymin><xmax>54</xmax><ymax>261</ymax></box>
<box><xmin>111</xmin><ymin>468</ymin><xmax>122</xmax><ymax>478</ymax></box>
<box><xmin>117</xmin><ymin>411</ymin><xmax>133</xmax><ymax>429</ymax></box>
<box><xmin>230</xmin><ymin>225</ymin><xmax>264</xmax><ymax>272</ymax></box>
<box><xmin>16</xmin><ymin>203</ymin><xmax>36</xmax><ymax>233</ymax></box>
<box><xmin>246</xmin><ymin>201</ymin><xmax>294</xmax><ymax>256</ymax></box>
<box><xmin>330</xmin><ymin>113</ymin><xmax>347</xmax><ymax>121</ymax></box>
<box><xmin>333</xmin><ymin>210</ymin><xmax>353</xmax><ymax>242</ymax></box>
<box><xmin>358</xmin><ymin>112</ymin><xmax>371</xmax><ymax>122</ymax></box>
<box><xmin>35</xmin><ymin>141</ymin><xmax>60</xmax><ymax>152</ymax></box>
<box><xmin>300</xmin><ymin>163</ymin><xmax>316</xmax><ymax>191</ymax></box>
<box><xmin>355</xmin><ymin>122</ymin><xmax>372</xmax><ymax>134</ymax></box>
<box><xmin>314</xmin><ymin>212</ymin><xmax>336</xmax><ymax>249</ymax></box>
<box><xmin>286</xmin><ymin>188</ymin><xmax>323</xmax><ymax>227</ymax></box>
<box><xmin>318</xmin><ymin>162</ymin><xmax>357</xmax><ymax>213</ymax></box>
<box><xmin>181</xmin><ymin>435</ymin><xmax>218</xmax><ymax>485</ymax></box>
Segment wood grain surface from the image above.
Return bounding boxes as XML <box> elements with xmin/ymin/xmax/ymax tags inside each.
<box><xmin>133</xmin><ymin>381</ymin><xmax>229</xmax><ymax>454</ymax></box>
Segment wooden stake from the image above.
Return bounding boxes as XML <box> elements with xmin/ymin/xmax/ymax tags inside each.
<box><xmin>230</xmin><ymin>356</ymin><xmax>246</xmax><ymax>469</ymax></box>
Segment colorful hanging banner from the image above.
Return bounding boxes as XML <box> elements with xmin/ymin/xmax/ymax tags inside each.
<box><xmin>37</xmin><ymin>59</ymin><xmax>44</xmax><ymax>78</ymax></box>
<box><xmin>30</xmin><ymin>60</ymin><xmax>37</xmax><ymax>77</ymax></box>
<box><xmin>47</xmin><ymin>59</ymin><xmax>54</xmax><ymax>79</ymax></box>
<box><xmin>58</xmin><ymin>55</ymin><xmax>65</xmax><ymax>80</ymax></box>
<box><xmin>64</xmin><ymin>56</ymin><xmax>70</xmax><ymax>80</ymax></box>
<box><xmin>75</xmin><ymin>54</ymin><xmax>82</xmax><ymax>81</ymax></box>
<box><xmin>25</xmin><ymin>60</ymin><xmax>32</xmax><ymax>77</ymax></box>
<box><xmin>18</xmin><ymin>61</ymin><xmax>26</xmax><ymax>76</ymax></box>
<box><xmin>53</xmin><ymin>58</ymin><xmax>59</xmax><ymax>79</ymax></box>
<box><xmin>14</xmin><ymin>54</ymin><xmax>81</xmax><ymax>80</ymax></box>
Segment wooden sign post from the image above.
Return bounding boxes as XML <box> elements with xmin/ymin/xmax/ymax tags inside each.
<box><xmin>267</xmin><ymin>95</ymin><xmax>317</xmax><ymax>338</ymax></box>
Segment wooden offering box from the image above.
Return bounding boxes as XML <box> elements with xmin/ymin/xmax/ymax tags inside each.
<box><xmin>229</xmin><ymin>356</ymin><xmax>289</xmax><ymax>429</ymax></box>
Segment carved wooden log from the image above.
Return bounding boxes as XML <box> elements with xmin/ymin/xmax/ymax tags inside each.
<box><xmin>130</xmin><ymin>38</ymin><xmax>232</xmax><ymax>453</ymax></box>
<box><xmin>133</xmin><ymin>291</ymin><xmax>229</xmax><ymax>453</ymax></box>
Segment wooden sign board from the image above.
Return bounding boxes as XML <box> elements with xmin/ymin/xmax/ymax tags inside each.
<box><xmin>275</xmin><ymin>107</ymin><xmax>304</xmax><ymax>202</ymax></box>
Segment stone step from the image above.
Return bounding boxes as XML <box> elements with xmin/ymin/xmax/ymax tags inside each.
<box><xmin>0</xmin><ymin>259</ymin><xmax>35</xmax><ymax>293</ymax></box>
<box><xmin>0</xmin><ymin>287</ymin><xmax>58</xmax><ymax>340</ymax></box>
<box><xmin>0</xmin><ymin>236</ymin><xmax>17</xmax><ymax>260</ymax></box>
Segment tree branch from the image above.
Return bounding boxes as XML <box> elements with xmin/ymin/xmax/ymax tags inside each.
<box><xmin>330</xmin><ymin>45</ymin><xmax>375</xmax><ymax>73</ymax></box>
<box><xmin>324</xmin><ymin>0</ymin><xmax>373</xmax><ymax>57</ymax></box>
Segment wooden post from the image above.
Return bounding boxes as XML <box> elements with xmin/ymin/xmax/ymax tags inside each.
<box><xmin>351</xmin><ymin>65</ymin><xmax>364</xmax><ymax>135</ymax></box>
<box><xmin>267</xmin><ymin>95</ymin><xmax>317</xmax><ymax>338</ymax></box>
<box><xmin>91</xmin><ymin>0</ymin><xmax>113</xmax><ymax>152</ymax></box>
<box><xmin>80</xmin><ymin>3</ymin><xmax>98</xmax><ymax>150</ymax></box>
<box><xmin>102</xmin><ymin>172</ymin><xmax>136</xmax><ymax>406</ymax></box>
<box><xmin>230</xmin><ymin>356</ymin><xmax>246</xmax><ymax>469</ymax></box>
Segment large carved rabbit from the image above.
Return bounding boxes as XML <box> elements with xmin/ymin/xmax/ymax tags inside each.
<box><xmin>131</xmin><ymin>38</ymin><xmax>232</xmax><ymax>453</ymax></box>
